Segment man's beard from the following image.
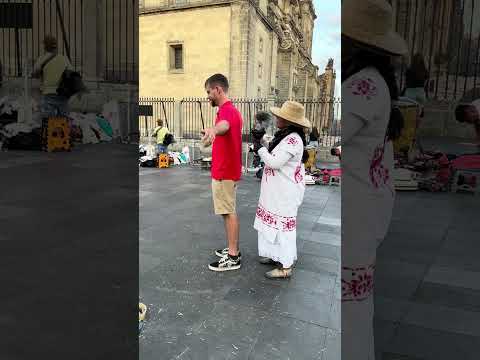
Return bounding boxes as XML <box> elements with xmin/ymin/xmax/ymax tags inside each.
<box><xmin>209</xmin><ymin>98</ymin><xmax>217</xmax><ymax>107</ymax></box>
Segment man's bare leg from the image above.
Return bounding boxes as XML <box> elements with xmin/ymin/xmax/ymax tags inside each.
<box><xmin>223</xmin><ymin>214</ymin><xmax>239</xmax><ymax>256</ymax></box>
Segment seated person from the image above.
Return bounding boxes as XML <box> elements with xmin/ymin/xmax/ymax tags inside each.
<box><xmin>455</xmin><ymin>102</ymin><xmax>480</xmax><ymax>147</ymax></box>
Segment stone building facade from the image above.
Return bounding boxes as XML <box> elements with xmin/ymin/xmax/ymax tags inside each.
<box><xmin>139</xmin><ymin>0</ymin><xmax>336</xmax><ymax>100</ymax></box>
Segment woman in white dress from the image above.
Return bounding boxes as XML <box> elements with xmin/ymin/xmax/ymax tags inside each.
<box><xmin>251</xmin><ymin>101</ymin><xmax>311</xmax><ymax>279</ymax></box>
<box><xmin>342</xmin><ymin>1</ymin><xmax>408</xmax><ymax>359</ymax></box>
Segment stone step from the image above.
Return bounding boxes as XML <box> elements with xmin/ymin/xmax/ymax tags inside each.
<box><xmin>416</xmin><ymin>102</ymin><xmax>476</xmax><ymax>139</ymax></box>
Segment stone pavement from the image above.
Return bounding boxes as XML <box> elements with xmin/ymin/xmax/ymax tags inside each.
<box><xmin>374</xmin><ymin>137</ymin><xmax>480</xmax><ymax>360</ymax></box>
<box><xmin>1</xmin><ymin>144</ymin><xmax>139</xmax><ymax>359</ymax></box>
<box><xmin>139</xmin><ymin>166</ymin><xmax>341</xmax><ymax>360</ymax></box>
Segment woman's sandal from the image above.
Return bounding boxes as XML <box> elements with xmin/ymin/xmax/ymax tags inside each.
<box><xmin>139</xmin><ymin>302</ymin><xmax>147</xmax><ymax>333</ymax></box>
<box><xmin>265</xmin><ymin>268</ymin><xmax>292</xmax><ymax>279</ymax></box>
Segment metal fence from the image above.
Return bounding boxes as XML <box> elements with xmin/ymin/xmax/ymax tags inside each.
<box><xmin>104</xmin><ymin>0</ymin><xmax>138</xmax><ymax>83</ymax></box>
<box><xmin>0</xmin><ymin>0</ymin><xmax>138</xmax><ymax>83</ymax></box>
<box><xmin>391</xmin><ymin>0</ymin><xmax>480</xmax><ymax>101</ymax></box>
<box><xmin>180</xmin><ymin>98</ymin><xmax>269</xmax><ymax>142</ymax></box>
<box><xmin>1</xmin><ymin>0</ymin><xmax>84</xmax><ymax>76</ymax></box>
<box><xmin>139</xmin><ymin>97</ymin><xmax>341</xmax><ymax>148</ymax></box>
<box><xmin>138</xmin><ymin>97</ymin><xmax>175</xmax><ymax>138</ymax></box>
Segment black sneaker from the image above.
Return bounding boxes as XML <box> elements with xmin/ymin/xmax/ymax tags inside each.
<box><xmin>215</xmin><ymin>248</ymin><xmax>242</xmax><ymax>260</ymax></box>
<box><xmin>208</xmin><ymin>254</ymin><xmax>241</xmax><ymax>272</ymax></box>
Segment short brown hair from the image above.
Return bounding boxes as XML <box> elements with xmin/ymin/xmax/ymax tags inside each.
<box><xmin>205</xmin><ymin>74</ymin><xmax>229</xmax><ymax>92</ymax></box>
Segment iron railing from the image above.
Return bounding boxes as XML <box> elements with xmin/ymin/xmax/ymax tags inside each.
<box><xmin>138</xmin><ymin>97</ymin><xmax>175</xmax><ymax>138</ymax></box>
<box><xmin>275</xmin><ymin>98</ymin><xmax>341</xmax><ymax>147</ymax></box>
<box><xmin>1</xmin><ymin>0</ymin><xmax>84</xmax><ymax>77</ymax></box>
<box><xmin>104</xmin><ymin>0</ymin><xmax>138</xmax><ymax>83</ymax></box>
<box><xmin>391</xmin><ymin>0</ymin><xmax>480</xmax><ymax>101</ymax></box>
<box><xmin>0</xmin><ymin>0</ymin><xmax>138</xmax><ymax>83</ymax></box>
<box><xmin>180</xmin><ymin>98</ymin><xmax>269</xmax><ymax>142</ymax></box>
<box><xmin>139</xmin><ymin>97</ymin><xmax>342</xmax><ymax>148</ymax></box>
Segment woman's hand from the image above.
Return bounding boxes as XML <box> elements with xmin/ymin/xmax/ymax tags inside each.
<box><xmin>261</xmin><ymin>134</ymin><xmax>272</xmax><ymax>148</ymax></box>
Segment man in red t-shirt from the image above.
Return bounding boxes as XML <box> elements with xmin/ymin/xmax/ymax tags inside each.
<box><xmin>201</xmin><ymin>74</ymin><xmax>243</xmax><ymax>272</ymax></box>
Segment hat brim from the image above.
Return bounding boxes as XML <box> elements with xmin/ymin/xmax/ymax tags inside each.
<box><xmin>270</xmin><ymin>107</ymin><xmax>311</xmax><ymax>129</ymax></box>
<box><xmin>342</xmin><ymin>29</ymin><xmax>408</xmax><ymax>56</ymax></box>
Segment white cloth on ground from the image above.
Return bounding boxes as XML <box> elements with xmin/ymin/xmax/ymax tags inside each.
<box><xmin>0</xmin><ymin>122</ymin><xmax>40</xmax><ymax>138</ymax></box>
<box><xmin>102</xmin><ymin>100</ymin><xmax>120</xmax><ymax>137</ymax></box>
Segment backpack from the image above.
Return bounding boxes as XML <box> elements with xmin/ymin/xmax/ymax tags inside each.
<box><xmin>57</xmin><ymin>69</ymin><xmax>86</xmax><ymax>98</ymax></box>
<box><xmin>163</xmin><ymin>133</ymin><xmax>175</xmax><ymax>146</ymax></box>
<box><xmin>41</xmin><ymin>54</ymin><xmax>85</xmax><ymax>98</ymax></box>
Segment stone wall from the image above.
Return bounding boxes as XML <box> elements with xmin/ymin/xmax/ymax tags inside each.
<box><xmin>139</xmin><ymin>5</ymin><xmax>231</xmax><ymax>98</ymax></box>
<box><xmin>276</xmin><ymin>50</ymin><xmax>293</xmax><ymax>99</ymax></box>
<box><xmin>139</xmin><ymin>0</ymin><xmax>331</xmax><ymax>99</ymax></box>
<box><xmin>228</xmin><ymin>2</ymin><xmax>248</xmax><ymax>97</ymax></box>
<box><xmin>251</xmin><ymin>17</ymin><xmax>275</xmax><ymax>97</ymax></box>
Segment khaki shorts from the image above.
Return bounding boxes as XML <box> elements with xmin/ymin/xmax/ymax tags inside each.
<box><xmin>212</xmin><ymin>179</ymin><xmax>237</xmax><ymax>215</ymax></box>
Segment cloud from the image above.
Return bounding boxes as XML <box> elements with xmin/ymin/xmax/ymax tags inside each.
<box><xmin>311</xmin><ymin>0</ymin><xmax>341</xmax><ymax>96</ymax></box>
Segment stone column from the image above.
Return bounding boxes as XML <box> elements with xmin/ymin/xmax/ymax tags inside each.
<box><xmin>229</xmin><ymin>1</ymin><xmax>250</xmax><ymax>97</ymax></box>
<box><xmin>82</xmin><ymin>0</ymin><xmax>101</xmax><ymax>81</ymax></box>
<box><xmin>276</xmin><ymin>48</ymin><xmax>294</xmax><ymax>99</ymax></box>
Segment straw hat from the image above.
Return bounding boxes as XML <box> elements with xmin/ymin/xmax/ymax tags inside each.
<box><xmin>270</xmin><ymin>101</ymin><xmax>311</xmax><ymax>129</ymax></box>
<box><xmin>342</xmin><ymin>0</ymin><xmax>408</xmax><ymax>56</ymax></box>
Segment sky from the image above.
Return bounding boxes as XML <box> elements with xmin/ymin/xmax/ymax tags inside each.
<box><xmin>311</xmin><ymin>0</ymin><xmax>341</xmax><ymax>97</ymax></box>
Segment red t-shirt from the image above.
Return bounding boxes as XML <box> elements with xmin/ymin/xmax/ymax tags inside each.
<box><xmin>211</xmin><ymin>101</ymin><xmax>243</xmax><ymax>181</ymax></box>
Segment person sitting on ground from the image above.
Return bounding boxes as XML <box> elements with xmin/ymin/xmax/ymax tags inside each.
<box><xmin>455</xmin><ymin>102</ymin><xmax>480</xmax><ymax>147</ymax></box>
<box><xmin>152</xmin><ymin>119</ymin><xmax>170</xmax><ymax>154</ymax></box>
<box><xmin>251</xmin><ymin>100</ymin><xmax>310</xmax><ymax>279</ymax></box>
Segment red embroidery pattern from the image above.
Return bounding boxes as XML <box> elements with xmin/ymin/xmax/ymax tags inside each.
<box><xmin>263</xmin><ymin>166</ymin><xmax>275</xmax><ymax>182</ymax></box>
<box><xmin>342</xmin><ymin>265</ymin><xmax>375</xmax><ymax>302</ymax></box>
<box><xmin>348</xmin><ymin>78</ymin><xmax>377</xmax><ymax>100</ymax></box>
<box><xmin>255</xmin><ymin>204</ymin><xmax>296</xmax><ymax>232</ymax></box>
<box><xmin>281</xmin><ymin>218</ymin><xmax>296</xmax><ymax>231</ymax></box>
<box><xmin>369</xmin><ymin>143</ymin><xmax>390</xmax><ymax>189</ymax></box>
<box><xmin>286</xmin><ymin>137</ymin><xmax>299</xmax><ymax>145</ymax></box>
<box><xmin>294</xmin><ymin>165</ymin><xmax>303</xmax><ymax>183</ymax></box>
<box><xmin>256</xmin><ymin>206</ymin><xmax>277</xmax><ymax>227</ymax></box>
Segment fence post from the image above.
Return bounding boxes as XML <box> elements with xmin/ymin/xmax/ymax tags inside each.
<box><xmin>127</xmin><ymin>84</ymin><xmax>132</xmax><ymax>141</ymax></box>
<box><xmin>22</xmin><ymin>59</ymin><xmax>32</xmax><ymax>124</ymax></box>
<box><xmin>175</xmin><ymin>99</ymin><xmax>182</xmax><ymax>139</ymax></box>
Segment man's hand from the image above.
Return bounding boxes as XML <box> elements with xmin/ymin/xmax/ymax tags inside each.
<box><xmin>201</xmin><ymin>128</ymin><xmax>216</xmax><ymax>146</ymax></box>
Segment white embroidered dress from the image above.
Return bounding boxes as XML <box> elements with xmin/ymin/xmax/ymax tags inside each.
<box><xmin>342</xmin><ymin>67</ymin><xmax>396</xmax><ymax>360</ymax></box>
<box><xmin>254</xmin><ymin>132</ymin><xmax>306</xmax><ymax>268</ymax></box>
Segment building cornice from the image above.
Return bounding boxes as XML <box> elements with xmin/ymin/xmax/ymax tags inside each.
<box><xmin>245</xmin><ymin>0</ymin><xmax>275</xmax><ymax>33</ymax></box>
<box><xmin>139</xmin><ymin>0</ymin><xmax>280</xmax><ymax>38</ymax></box>
<box><xmin>139</xmin><ymin>0</ymin><xmax>232</xmax><ymax>16</ymax></box>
